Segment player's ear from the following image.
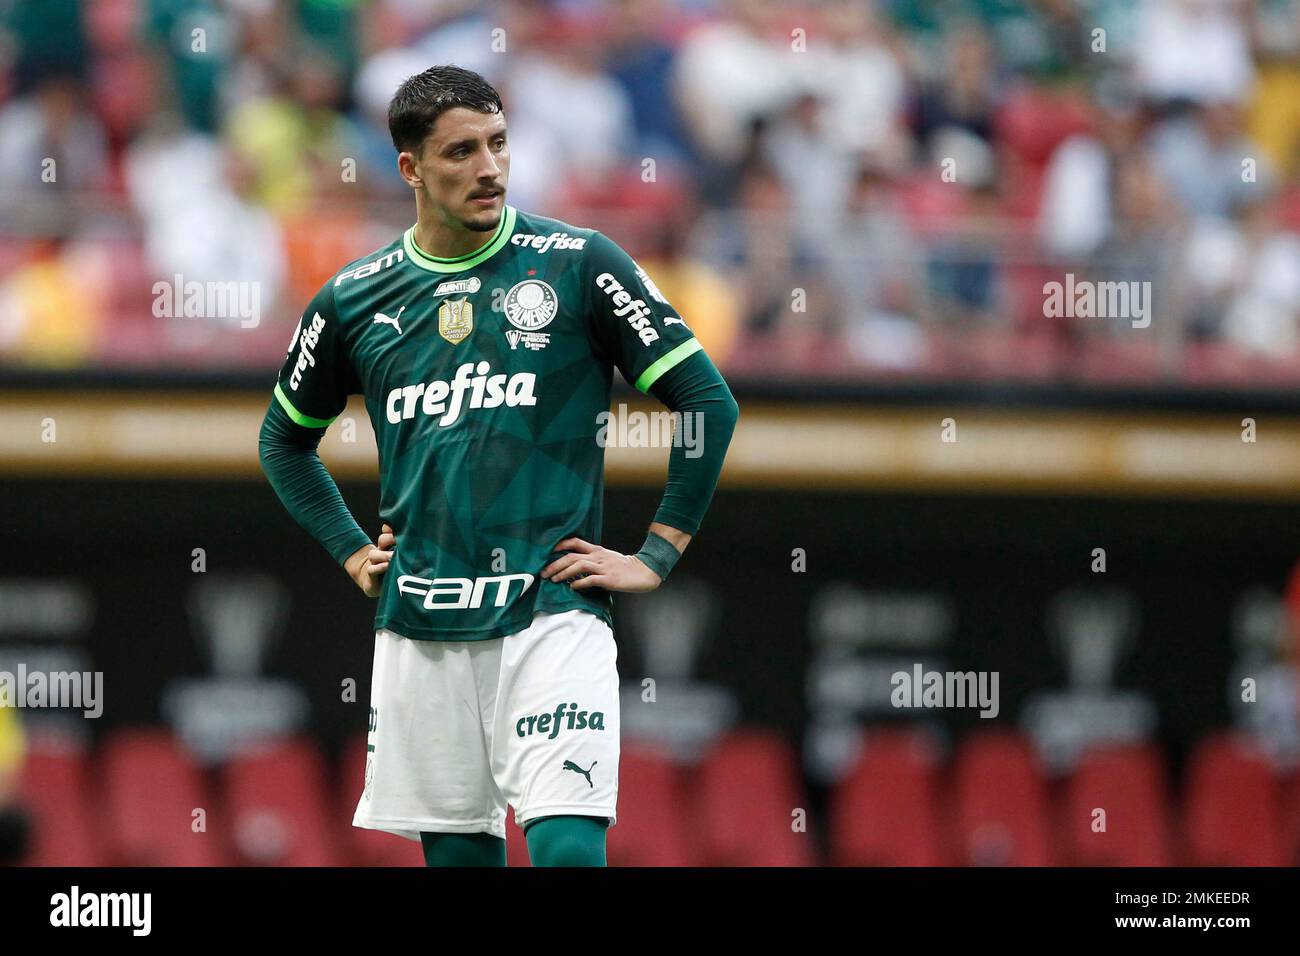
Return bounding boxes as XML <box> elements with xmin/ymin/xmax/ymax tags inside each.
<box><xmin>397</xmin><ymin>150</ymin><xmax>423</xmax><ymax>187</ymax></box>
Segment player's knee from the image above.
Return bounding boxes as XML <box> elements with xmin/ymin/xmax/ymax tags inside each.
<box><xmin>420</xmin><ymin>830</ymin><xmax>506</xmax><ymax>867</ymax></box>
<box><xmin>524</xmin><ymin>815</ymin><xmax>607</xmax><ymax>867</ymax></box>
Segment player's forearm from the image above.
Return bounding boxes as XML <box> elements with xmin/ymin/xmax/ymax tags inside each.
<box><xmin>648</xmin><ymin>522</ymin><xmax>691</xmax><ymax>552</ymax></box>
<box><xmin>258</xmin><ymin>399</ymin><xmax>372</xmax><ymax>567</ymax></box>
<box><xmin>646</xmin><ymin>350</ymin><xmax>739</xmax><ymax>537</ymax></box>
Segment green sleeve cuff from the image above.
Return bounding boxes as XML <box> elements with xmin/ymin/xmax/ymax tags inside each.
<box><xmin>274</xmin><ymin>382</ymin><xmax>338</xmax><ymax>429</ymax></box>
<box><xmin>634</xmin><ymin>339</ymin><xmax>703</xmax><ymax>393</ymax></box>
<box><xmin>634</xmin><ymin>531</ymin><xmax>682</xmax><ymax>582</ymax></box>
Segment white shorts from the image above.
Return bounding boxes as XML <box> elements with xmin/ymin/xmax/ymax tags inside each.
<box><xmin>352</xmin><ymin>609</ymin><xmax>620</xmax><ymax>841</ymax></box>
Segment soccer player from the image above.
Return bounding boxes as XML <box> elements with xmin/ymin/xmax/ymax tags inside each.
<box><xmin>258</xmin><ymin>65</ymin><xmax>738</xmax><ymax>867</ymax></box>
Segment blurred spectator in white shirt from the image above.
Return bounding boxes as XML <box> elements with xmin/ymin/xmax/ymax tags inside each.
<box><xmin>1184</xmin><ymin>193</ymin><xmax>1300</xmax><ymax>353</ymax></box>
<box><xmin>1149</xmin><ymin>101</ymin><xmax>1271</xmax><ymax>219</ymax></box>
<box><xmin>673</xmin><ymin>0</ymin><xmax>798</xmax><ymax>169</ymax></box>
<box><xmin>802</xmin><ymin>0</ymin><xmax>907</xmax><ymax>161</ymax></box>
<box><xmin>761</xmin><ymin>91</ymin><xmax>855</xmax><ymax>251</ymax></box>
<box><xmin>505</xmin><ymin>35</ymin><xmax>636</xmax><ymax>206</ymax></box>
<box><xmin>0</xmin><ymin>75</ymin><xmax>110</xmax><ymax>201</ymax></box>
<box><xmin>1133</xmin><ymin>0</ymin><xmax>1255</xmax><ymax>105</ymax></box>
<box><xmin>828</xmin><ymin>162</ymin><xmax>927</xmax><ymax>369</ymax></box>
<box><xmin>1038</xmin><ymin>101</ymin><xmax>1150</xmax><ymax>259</ymax></box>
<box><xmin>124</xmin><ymin>122</ymin><xmax>285</xmax><ymax>330</ymax></box>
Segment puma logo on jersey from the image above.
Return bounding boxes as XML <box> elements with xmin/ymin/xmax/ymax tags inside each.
<box><xmin>373</xmin><ymin>306</ymin><xmax>405</xmax><ymax>334</ymax></box>
<box><xmin>562</xmin><ymin>759</ymin><xmax>597</xmax><ymax>788</ymax></box>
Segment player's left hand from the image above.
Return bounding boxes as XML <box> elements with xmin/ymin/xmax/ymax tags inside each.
<box><xmin>542</xmin><ymin>537</ymin><xmax>662</xmax><ymax>593</ymax></box>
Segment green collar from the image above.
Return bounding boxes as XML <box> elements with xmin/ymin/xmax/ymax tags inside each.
<box><xmin>403</xmin><ymin>206</ymin><xmax>518</xmax><ymax>273</ymax></box>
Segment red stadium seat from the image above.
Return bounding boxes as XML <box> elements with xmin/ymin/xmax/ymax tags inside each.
<box><xmin>1062</xmin><ymin>744</ymin><xmax>1173</xmax><ymax>866</ymax></box>
<box><xmin>953</xmin><ymin>730</ymin><xmax>1052</xmax><ymax>866</ymax></box>
<box><xmin>606</xmin><ymin>745</ymin><xmax>696</xmax><ymax>866</ymax></box>
<box><xmin>830</xmin><ymin>727</ymin><xmax>946</xmax><ymax>866</ymax></box>
<box><xmin>1078</xmin><ymin>337</ymin><xmax>1163</xmax><ymax>383</ymax></box>
<box><xmin>995</xmin><ymin>87</ymin><xmax>1094</xmax><ymax>169</ymax></box>
<box><xmin>338</xmin><ymin>734</ymin><xmax>421</xmax><ymax>867</ymax></box>
<box><xmin>695</xmin><ymin>729</ymin><xmax>814</xmax><ymax>866</ymax></box>
<box><xmin>19</xmin><ymin>745</ymin><xmax>106</xmax><ymax>866</ymax></box>
<box><xmin>1183</xmin><ymin>733</ymin><xmax>1284</xmax><ymax>866</ymax></box>
<box><xmin>223</xmin><ymin>737</ymin><xmax>343</xmax><ymax>866</ymax></box>
<box><xmin>101</xmin><ymin>728</ymin><xmax>223</xmax><ymax>866</ymax></box>
<box><xmin>1282</xmin><ymin>771</ymin><xmax>1300</xmax><ymax>868</ymax></box>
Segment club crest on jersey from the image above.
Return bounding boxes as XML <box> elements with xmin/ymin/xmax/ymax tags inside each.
<box><xmin>438</xmin><ymin>297</ymin><xmax>474</xmax><ymax>344</ymax></box>
<box><xmin>504</xmin><ymin>279</ymin><xmax>558</xmax><ymax>331</ymax></box>
<box><xmin>434</xmin><ymin>277</ymin><xmax>481</xmax><ymax>297</ymax></box>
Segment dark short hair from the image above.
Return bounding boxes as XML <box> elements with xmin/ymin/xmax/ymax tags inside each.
<box><xmin>387</xmin><ymin>65</ymin><xmax>503</xmax><ymax>154</ymax></box>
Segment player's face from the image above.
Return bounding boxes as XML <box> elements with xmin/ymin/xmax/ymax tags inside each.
<box><xmin>411</xmin><ymin>107</ymin><xmax>510</xmax><ymax>232</ymax></box>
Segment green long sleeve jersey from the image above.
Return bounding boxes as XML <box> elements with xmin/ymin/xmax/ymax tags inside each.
<box><xmin>269</xmin><ymin>205</ymin><xmax>713</xmax><ymax>641</ymax></box>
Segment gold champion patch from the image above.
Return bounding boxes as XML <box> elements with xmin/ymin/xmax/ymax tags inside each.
<box><xmin>438</xmin><ymin>297</ymin><xmax>474</xmax><ymax>344</ymax></box>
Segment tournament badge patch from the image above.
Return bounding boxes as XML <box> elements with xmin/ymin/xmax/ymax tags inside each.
<box><xmin>438</xmin><ymin>297</ymin><xmax>474</xmax><ymax>344</ymax></box>
<box><xmin>503</xmin><ymin>278</ymin><xmax>558</xmax><ymax>351</ymax></box>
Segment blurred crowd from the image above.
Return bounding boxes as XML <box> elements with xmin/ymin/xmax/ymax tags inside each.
<box><xmin>0</xmin><ymin>0</ymin><xmax>1299</xmax><ymax>384</ymax></box>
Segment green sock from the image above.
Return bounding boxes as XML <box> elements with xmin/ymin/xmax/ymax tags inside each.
<box><xmin>420</xmin><ymin>831</ymin><xmax>506</xmax><ymax>867</ymax></box>
<box><xmin>523</xmin><ymin>815</ymin><xmax>608</xmax><ymax>867</ymax></box>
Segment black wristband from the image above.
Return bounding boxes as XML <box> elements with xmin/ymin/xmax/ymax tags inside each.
<box><xmin>633</xmin><ymin>531</ymin><xmax>681</xmax><ymax>582</ymax></box>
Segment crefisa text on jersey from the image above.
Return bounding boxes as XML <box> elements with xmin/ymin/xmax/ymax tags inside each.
<box><xmin>385</xmin><ymin>360</ymin><xmax>538</xmax><ymax>426</ymax></box>
<box><xmin>595</xmin><ymin>272</ymin><xmax>659</xmax><ymax>346</ymax></box>
<box><xmin>288</xmin><ymin>311</ymin><xmax>327</xmax><ymax>391</ymax></box>
<box><xmin>510</xmin><ymin>232</ymin><xmax>587</xmax><ymax>253</ymax></box>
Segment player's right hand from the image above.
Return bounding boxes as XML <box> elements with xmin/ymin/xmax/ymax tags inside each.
<box><xmin>346</xmin><ymin>523</ymin><xmax>396</xmax><ymax>598</ymax></box>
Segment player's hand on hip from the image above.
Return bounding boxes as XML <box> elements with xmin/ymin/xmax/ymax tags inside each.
<box><xmin>542</xmin><ymin>537</ymin><xmax>661</xmax><ymax>593</ymax></box>
<box><xmin>346</xmin><ymin>523</ymin><xmax>396</xmax><ymax>598</ymax></box>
